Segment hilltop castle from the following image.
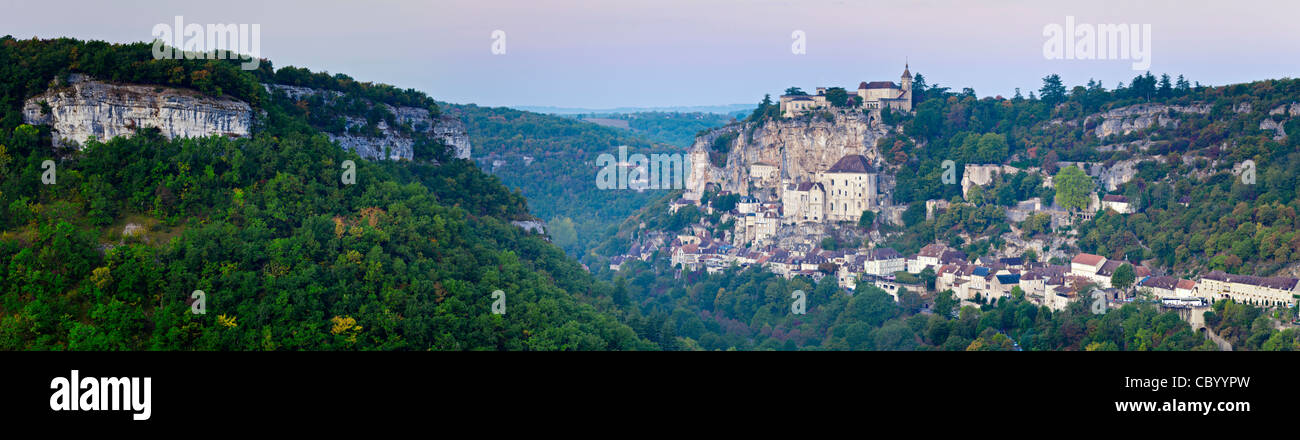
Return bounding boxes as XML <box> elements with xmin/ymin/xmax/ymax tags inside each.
<box><xmin>778</xmin><ymin>64</ymin><xmax>914</xmax><ymax>117</ymax></box>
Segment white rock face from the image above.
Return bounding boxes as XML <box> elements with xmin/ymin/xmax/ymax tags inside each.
<box><xmin>511</xmin><ymin>220</ymin><xmax>548</xmax><ymax>235</ymax></box>
<box><xmin>685</xmin><ymin>110</ymin><xmax>888</xmax><ymax>199</ymax></box>
<box><xmin>1260</xmin><ymin>118</ymin><xmax>1287</xmax><ymax>141</ymax></box>
<box><xmin>962</xmin><ymin>164</ymin><xmax>1020</xmax><ymax>197</ymax></box>
<box><xmin>1098</xmin><ymin>158</ymin><xmax>1141</xmax><ymax>191</ymax></box>
<box><xmin>1268</xmin><ymin>103</ymin><xmax>1300</xmax><ymax>116</ymax></box>
<box><xmin>23</xmin><ymin>74</ymin><xmax>252</xmax><ymax>148</ymax></box>
<box><xmin>1090</xmin><ymin>103</ymin><xmax>1210</xmax><ymax>138</ymax></box>
<box><xmin>264</xmin><ymin>84</ymin><xmax>471</xmax><ymax>161</ymax></box>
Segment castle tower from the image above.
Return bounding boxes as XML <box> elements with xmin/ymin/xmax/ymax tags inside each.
<box><xmin>900</xmin><ymin>62</ymin><xmax>913</xmax><ymax>111</ymax></box>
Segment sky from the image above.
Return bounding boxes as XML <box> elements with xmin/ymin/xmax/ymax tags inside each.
<box><xmin>2</xmin><ymin>0</ymin><xmax>1298</xmax><ymax>109</ymax></box>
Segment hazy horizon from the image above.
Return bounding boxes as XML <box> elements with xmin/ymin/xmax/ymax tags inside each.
<box><xmin>3</xmin><ymin>0</ymin><xmax>1297</xmax><ymax>109</ymax></box>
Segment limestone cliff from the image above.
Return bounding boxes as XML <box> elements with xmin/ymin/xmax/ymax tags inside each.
<box><xmin>22</xmin><ymin>74</ymin><xmax>252</xmax><ymax>148</ymax></box>
<box><xmin>1088</xmin><ymin>103</ymin><xmax>1209</xmax><ymax>138</ymax></box>
<box><xmin>685</xmin><ymin>110</ymin><xmax>891</xmax><ymax>199</ymax></box>
<box><xmin>264</xmin><ymin>84</ymin><xmax>471</xmax><ymax>161</ymax></box>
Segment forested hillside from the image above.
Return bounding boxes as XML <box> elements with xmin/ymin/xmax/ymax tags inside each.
<box><xmin>447</xmin><ymin>103</ymin><xmax>685</xmax><ymax>261</ymax></box>
<box><xmin>0</xmin><ymin>36</ymin><xmax>650</xmax><ymax>350</ymax></box>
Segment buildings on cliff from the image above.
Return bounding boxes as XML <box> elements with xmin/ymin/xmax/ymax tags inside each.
<box><xmin>780</xmin><ymin>154</ymin><xmax>879</xmax><ymax>225</ymax></box>
<box><xmin>779</xmin><ymin>64</ymin><xmax>915</xmax><ymax>117</ymax></box>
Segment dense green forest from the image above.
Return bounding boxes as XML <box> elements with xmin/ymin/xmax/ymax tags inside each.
<box><xmin>598</xmin><ymin>259</ymin><xmax>1220</xmax><ymax>351</ymax></box>
<box><xmin>447</xmin><ymin>103</ymin><xmax>686</xmax><ymax>261</ymax></box>
<box><xmin>0</xmin><ymin>36</ymin><xmax>651</xmax><ymax>350</ymax></box>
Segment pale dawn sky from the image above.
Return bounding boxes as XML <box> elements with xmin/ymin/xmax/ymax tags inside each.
<box><xmin>2</xmin><ymin>0</ymin><xmax>1297</xmax><ymax>108</ymax></box>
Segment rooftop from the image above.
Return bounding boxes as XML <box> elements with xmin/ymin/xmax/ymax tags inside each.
<box><xmin>1071</xmin><ymin>253</ymin><xmax>1106</xmax><ymax>267</ymax></box>
<box><xmin>1202</xmin><ymin>271</ymin><xmax>1300</xmax><ymax>290</ymax></box>
<box><xmin>825</xmin><ymin>154</ymin><xmax>875</xmax><ymax>174</ymax></box>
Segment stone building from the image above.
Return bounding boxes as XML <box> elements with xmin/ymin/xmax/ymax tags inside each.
<box><xmin>780</xmin><ymin>154</ymin><xmax>878</xmax><ymax>224</ymax></box>
<box><xmin>782</xmin><ymin>181</ymin><xmax>825</xmax><ymax>224</ymax></box>
<box><xmin>779</xmin><ymin>64</ymin><xmax>914</xmax><ymax>117</ymax></box>
<box><xmin>818</xmin><ymin>154</ymin><xmax>878</xmax><ymax>222</ymax></box>
<box><xmin>1197</xmin><ymin>271</ymin><xmax>1300</xmax><ymax>308</ymax></box>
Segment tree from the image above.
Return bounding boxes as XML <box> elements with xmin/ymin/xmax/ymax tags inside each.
<box><xmin>784</xmin><ymin>87</ymin><xmax>807</xmax><ymax>96</ymax></box>
<box><xmin>1039</xmin><ymin>74</ymin><xmax>1066</xmax><ymax>107</ymax></box>
<box><xmin>1041</xmin><ymin>150</ymin><xmax>1059</xmax><ymax>174</ymax></box>
<box><xmin>825</xmin><ymin>87</ymin><xmax>850</xmax><ymax>107</ymax></box>
<box><xmin>934</xmin><ymin>289</ymin><xmax>958</xmax><ymax>318</ymax></box>
<box><xmin>1111</xmin><ymin>263</ymin><xmax>1136</xmax><ymax>291</ymax></box>
<box><xmin>820</xmin><ymin>236</ymin><xmax>838</xmax><ymax>250</ymax></box>
<box><xmin>1053</xmin><ymin>165</ymin><xmax>1094</xmax><ymax>211</ymax></box>
<box><xmin>612</xmin><ymin>276</ymin><xmax>629</xmax><ymax>306</ymax></box>
<box><xmin>549</xmin><ymin>216</ymin><xmax>578</xmax><ymax>255</ymax></box>
<box><xmin>858</xmin><ymin>210</ymin><xmax>876</xmax><ymax>229</ymax></box>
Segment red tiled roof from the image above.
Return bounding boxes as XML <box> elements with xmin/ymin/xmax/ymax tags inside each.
<box><xmin>1072</xmin><ymin>253</ymin><xmax>1105</xmax><ymax>267</ymax></box>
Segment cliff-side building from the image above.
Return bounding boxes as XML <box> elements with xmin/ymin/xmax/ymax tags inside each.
<box><xmin>779</xmin><ymin>65</ymin><xmax>914</xmax><ymax>117</ymax></box>
<box><xmin>818</xmin><ymin>154</ymin><xmax>878</xmax><ymax>222</ymax></box>
<box><xmin>781</xmin><ymin>181</ymin><xmax>825</xmax><ymax>224</ymax></box>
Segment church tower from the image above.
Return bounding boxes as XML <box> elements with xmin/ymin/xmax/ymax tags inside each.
<box><xmin>900</xmin><ymin>63</ymin><xmax>913</xmax><ymax>111</ymax></box>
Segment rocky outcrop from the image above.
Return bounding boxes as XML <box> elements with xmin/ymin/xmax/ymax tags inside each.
<box><xmin>1090</xmin><ymin>103</ymin><xmax>1209</xmax><ymax>138</ymax></box>
<box><xmin>962</xmin><ymin>164</ymin><xmax>1020</xmax><ymax>197</ymax></box>
<box><xmin>23</xmin><ymin>74</ymin><xmax>252</xmax><ymax>148</ymax></box>
<box><xmin>1098</xmin><ymin>158</ymin><xmax>1141</xmax><ymax>191</ymax></box>
<box><xmin>685</xmin><ymin>110</ymin><xmax>890</xmax><ymax>199</ymax></box>
<box><xmin>511</xmin><ymin>220</ymin><xmax>547</xmax><ymax>236</ymax></box>
<box><xmin>1260</xmin><ymin>118</ymin><xmax>1287</xmax><ymax>141</ymax></box>
<box><xmin>1269</xmin><ymin>103</ymin><xmax>1300</xmax><ymax>116</ymax></box>
<box><xmin>264</xmin><ymin>84</ymin><xmax>470</xmax><ymax>161</ymax></box>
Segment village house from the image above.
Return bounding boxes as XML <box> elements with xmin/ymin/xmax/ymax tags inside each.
<box><xmin>1137</xmin><ymin>276</ymin><xmax>1197</xmax><ymax>299</ymax></box>
<box><xmin>907</xmin><ymin>243</ymin><xmax>948</xmax><ymax>273</ymax></box>
<box><xmin>750</xmin><ymin>162</ymin><xmax>780</xmax><ymax>187</ymax></box>
<box><xmin>1070</xmin><ymin>253</ymin><xmax>1108</xmax><ymax>285</ymax></box>
<box><xmin>1100</xmin><ymin>194</ymin><xmax>1134</xmax><ymax>214</ymax></box>
<box><xmin>781</xmin><ymin>181</ymin><xmax>825</xmax><ymax>224</ymax></box>
<box><xmin>862</xmin><ymin>247</ymin><xmax>905</xmax><ymax>277</ymax></box>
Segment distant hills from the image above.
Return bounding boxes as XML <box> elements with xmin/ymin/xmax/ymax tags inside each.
<box><xmin>513</xmin><ymin>103</ymin><xmax>755</xmax><ymax>116</ymax></box>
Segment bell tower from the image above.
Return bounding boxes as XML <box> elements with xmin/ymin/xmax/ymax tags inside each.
<box><xmin>900</xmin><ymin>62</ymin><xmax>913</xmax><ymax>111</ymax></box>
